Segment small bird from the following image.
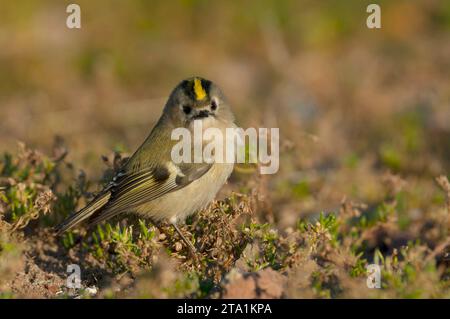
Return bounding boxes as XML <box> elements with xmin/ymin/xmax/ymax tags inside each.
<box><xmin>55</xmin><ymin>77</ymin><xmax>236</xmax><ymax>253</ymax></box>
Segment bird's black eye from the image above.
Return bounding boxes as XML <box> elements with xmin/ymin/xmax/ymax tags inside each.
<box><xmin>211</xmin><ymin>100</ymin><xmax>218</xmax><ymax>111</ymax></box>
<box><xmin>182</xmin><ymin>105</ymin><xmax>192</xmax><ymax>114</ymax></box>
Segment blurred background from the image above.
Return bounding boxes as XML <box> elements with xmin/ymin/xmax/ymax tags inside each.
<box><xmin>0</xmin><ymin>0</ymin><xmax>449</xmax><ymax>228</ymax></box>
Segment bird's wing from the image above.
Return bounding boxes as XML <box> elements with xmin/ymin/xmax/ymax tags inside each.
<box><xmin>87</xmin><ymin>162</ymin><xmax>212</xmax><ymax>226</ymax></box>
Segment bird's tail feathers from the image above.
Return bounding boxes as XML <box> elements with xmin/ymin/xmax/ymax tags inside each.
<box><xmin>54</xmin><ymin>192</ymin><xmax>111</xmax><ymax>235</ymax></box>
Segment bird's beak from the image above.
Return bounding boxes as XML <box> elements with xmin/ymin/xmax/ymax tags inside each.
<box><xmin>193</xmin><ymin>109</ymin><xmax>211</xmax><ymax>119</ymax></box>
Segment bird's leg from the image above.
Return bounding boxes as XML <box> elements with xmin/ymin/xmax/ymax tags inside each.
<box><xmin>172</xmin><ymin>223</ymin><xmax>197</xmax><ymax>256</ymax></box>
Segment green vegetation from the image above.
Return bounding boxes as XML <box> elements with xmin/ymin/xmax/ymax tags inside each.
<box><xmin>0</xmin><ymin>144</ymin><xmax>449</xmax><ymax>298</ymax></box>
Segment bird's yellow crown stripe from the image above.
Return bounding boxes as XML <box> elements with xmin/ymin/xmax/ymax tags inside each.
<box><xmin>193</xmin><ymin>78</ymin><xmax>207</xmax><ymax>100</ymax></box>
